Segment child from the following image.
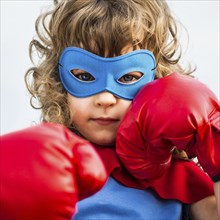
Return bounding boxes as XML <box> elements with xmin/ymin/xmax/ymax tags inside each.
<box><xmin>2</xmin><ymin>0</ymin><xmax>219</xmax><ymax>219</ymax></box>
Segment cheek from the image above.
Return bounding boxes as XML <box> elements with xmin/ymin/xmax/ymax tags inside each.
<box><xmin>67</xmin><ymin>94</ymin><xmax>88</xmax><ymax>123</ymax></box>
<box><xmin>119</xmin><ymin>100</ymin><xmax>132</xmax><ymax>118</ymax></box>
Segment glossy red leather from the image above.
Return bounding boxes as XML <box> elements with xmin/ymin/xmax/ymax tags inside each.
<box><xmin>116</xmin><ymin>73</ymin><xmax>220</xmax><ymax>182</ymax></box>
<box><xmin>0</xmin><ymin>123</ymin><xmax>107</xmax><ymax>220</ymax></box>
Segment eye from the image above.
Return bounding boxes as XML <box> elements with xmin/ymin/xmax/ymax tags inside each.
<box><xmin>70</xmin><ymin>69</ymin><xmax>95</xmax><ymax>82</ymax></box>
<box><xmin>118</xmin><ymin>71</ymin><xmax>143</xmax><ymax>84</ymax></box>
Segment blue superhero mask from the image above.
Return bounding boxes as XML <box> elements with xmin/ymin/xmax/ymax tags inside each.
<box><xmin>59</xmin><ymin>47</ymin><xmax>156</xmax><ymax>100</ymax></box>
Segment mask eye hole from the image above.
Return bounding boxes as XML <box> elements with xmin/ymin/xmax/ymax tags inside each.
<box><xmin>118</xmin><ymin>71</ymin><xmax>143</xmax><ymax>84</ymax></box>
<box><xmin>70</xmin><ymin>69</ymin><xmax>95</xmax><ymax>82</ymax></box>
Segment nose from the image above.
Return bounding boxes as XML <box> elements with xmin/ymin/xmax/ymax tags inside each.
<box><xmin>94</xmin><ymin>91</ymin><xmax>117</xmax><ymax>108</ymax></box>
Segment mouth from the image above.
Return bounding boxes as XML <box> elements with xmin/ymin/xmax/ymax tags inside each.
<box><xmin>91</xmin><ymin>117</ymin><xmax>120</xmax><ymax>126</ymax></box>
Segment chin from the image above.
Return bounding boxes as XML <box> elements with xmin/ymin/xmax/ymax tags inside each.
<box><xmin>82</xmin><ymin>131</ymin><xmax>116</xmax><ymax>147</ymax></box>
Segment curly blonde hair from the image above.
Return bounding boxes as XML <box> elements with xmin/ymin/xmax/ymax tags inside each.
<box><xmin>25</xmin><ymin>0</ymin><xmax>194</xmax><ymax>127</ymax></box>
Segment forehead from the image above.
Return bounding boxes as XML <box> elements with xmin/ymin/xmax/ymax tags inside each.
<box><xmin>83</xmin><ymin>44</ymin><xmax>140</xmax><ymax>58</ymax></box>
<box><xmin>78</xmin><ymin>39</ymin><xmax>142</xmax><ymax>58</ymax></box>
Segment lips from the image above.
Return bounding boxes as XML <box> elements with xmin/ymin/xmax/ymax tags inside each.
<box><xmin>91</xmin><ymin>117</ymin><xmax>120</xmax><ymax>126</ymax></box>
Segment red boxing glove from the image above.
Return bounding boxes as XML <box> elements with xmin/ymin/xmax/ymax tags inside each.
<box><xmin>116</xmin><ymin>73</ymin><xmax>220</xmax><ymax>182</ymax></box>
<box><xmin>0</xmin><ymin>123</ymin><xmax>107</xmax><ymax>220</ymax></box>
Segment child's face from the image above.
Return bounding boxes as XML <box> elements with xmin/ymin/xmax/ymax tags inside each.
<box><xmin>66</xmin><ymin>45</ymin><xmax>153</xmax><ymax>146</ymax></box>
<box><xmin>68</xmin><ymin>92</ymin><xmax>131</xmax><ymax>146</ymax></box>
<box><xmin>68</xmin><ymin>45</ymin><xmax>135</xmax><ymax>146</ymax></box>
